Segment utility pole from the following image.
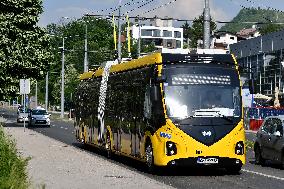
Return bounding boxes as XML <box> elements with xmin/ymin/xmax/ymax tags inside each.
<box><xmin>203</xmin><ymin>0</ymin><xmax>211</xmax><ymax>49</ymax></box>
<box><xmin>84</xmin><ymin>23</ymin><xmax>88</xmax><ymax>72</ymax></box>
<box><xmin>35</xmin><ymin>81</ymin><xmax>38</xmax><ymax>108</ymax></box>
<box><xmin>45</xmin><ymin>72</ymin><xmax>48</xmax><ymax>110</ymax></box>
<box><xmin>61</xmin><ymin>37</ymin><xmax>65</xmax><ymax>118</ymax></box>
<box><xmin>117</xmin><ymin>2</ymin><xmax>122</xmax><ymax>63</ymax></box>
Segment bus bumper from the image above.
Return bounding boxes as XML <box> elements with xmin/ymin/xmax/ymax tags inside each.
<box><xmin>167</xmin><ymin>157</ymin><xmax>243</xmax><ymax>167</ymax></box>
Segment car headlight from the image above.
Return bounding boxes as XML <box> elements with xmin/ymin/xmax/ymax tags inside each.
<box><xmin>31</xmin><ymin>117</ymin><xmax>36</xmax><ymax>120</ymax></box>
<box><xmin>235</xmin><ymin>141</ymin><xmax>244</xmax><ymax>155</ymax></box>
<box><xmin>166</xmin><ymin>141</ymin><xmax>177</xmax><ymax>156</ymax></box>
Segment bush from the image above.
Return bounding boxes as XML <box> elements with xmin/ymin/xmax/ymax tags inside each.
<box><xmin>0</xmin><ymin>126</ymin><xmax>29</xmax><ymax>189</ymax></box>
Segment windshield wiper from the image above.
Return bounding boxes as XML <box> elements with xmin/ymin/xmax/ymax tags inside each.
<box><xmin>193</xmin><ymin>109</ymin><xmax>234</xmax><ymax>123</ymax></box>
<box><xmin>171</xmin><ymin>116</ymin><xmax>194</xmax><ymax>124</ymax></box>
<box><xmin>215</xmin><ymin>112</ymin><xmax>233</xmax><ymax>123</ymax></box>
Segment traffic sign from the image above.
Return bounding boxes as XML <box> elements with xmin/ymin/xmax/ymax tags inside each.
<box><xmin>20</xmin><ymin>79</ymin><xmax>30</xmax><ymax>94</ymax></box>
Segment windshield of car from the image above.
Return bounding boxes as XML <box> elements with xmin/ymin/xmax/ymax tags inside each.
<box><xmin>163</xmin><ymin>65</ymin><xmax>241</xmax><ymax>120</ymax></box>
<box><xmin>19</xmin><ymin>109</ymin><xmax>29</xmax><ymax>113</ymax></box>
<box><xmin>32</xmin><ymin>109</ymin><xmax>48</xmax><ymax>115</ymax></box>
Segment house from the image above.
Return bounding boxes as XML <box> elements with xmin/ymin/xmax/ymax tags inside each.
<box><xmin>236</xmin><ymin>25</ymin><xmax>260</xmax><ymax>39</ymax></box>
<box><xmin>131</xmin><ymin>17</ymin><xmax>184</xmax><ymax>52</ymax></box>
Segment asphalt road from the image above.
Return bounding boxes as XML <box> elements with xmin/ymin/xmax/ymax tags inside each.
<box><xmin>1</xmin><ymin>108</ymin><xmax>284</xmax><ymax>189</ymax></box>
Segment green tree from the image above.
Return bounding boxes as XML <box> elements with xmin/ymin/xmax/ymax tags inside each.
<box><xmin>260</xmin><ymin>23</ymin><xmax>283</xmax><ymax>35</ymax></box>
<box><xmin>190</xmin><ymin>14</ymin><xmax>217</xmax><ymax>48</ymax></box>
<box><xmin>0</xmin><ymin>0</ymin><xmax>53</xmax><ymax>100</ymax></box>
<box><xmin>181</xmin><ymin>21</ymin><xmax>191</xmax><ymax>48</ymax></box>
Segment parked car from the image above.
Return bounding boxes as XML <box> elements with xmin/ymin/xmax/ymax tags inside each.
<box><xmin>28</xmin><ymin>108</ymin><xmax>51</xmax><ymax>127</ymax></box>
<box><xmin>17</xmin><ymin>108</ymin><xmax>30</xmax><ymax>123</ymax></box>
<box><xmin>254</xmin><ymin>115</ymin><xmax>284</xmax><ymax>168</ymax></box>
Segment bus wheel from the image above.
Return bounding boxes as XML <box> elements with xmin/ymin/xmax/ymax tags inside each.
<box><xmin>106</xmin><ymin>132</ymin><xmax>112</xmax><ymax>158</ymax></box>
<box><xmin>226</xmin><ymin>165</ymin><xmax>242</xmax><ymax>175</ymax></box>
<box><xmin>255</xmin><ymin>145</ymin><xmax>265</xmax><ymax>165</ymax></box>
<box><xmin>145</xmin><ymin>143</ymin><xmax>155</xmax><ymax>173</ymax></box>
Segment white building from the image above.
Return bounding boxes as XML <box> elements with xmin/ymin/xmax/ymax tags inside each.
<box><xmin>131</xmin><ymin>18</ymin><xmax>184</xmax><ymax>51</ymax></box>
<box><xmin>212</xmin><ymin>31</ymin><xmax>238</xmax><ymax>50</ymax></box>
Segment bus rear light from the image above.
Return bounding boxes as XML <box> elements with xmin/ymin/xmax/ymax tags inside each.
<box><xmin>166</xmin><ymin>141</ymin><xmax>177</xmax><ymax>156</ymax></box>
<box><xmin>235</xmin><ymin>141</ymin><xmax>244</xmax><ymax>155</ymax></box>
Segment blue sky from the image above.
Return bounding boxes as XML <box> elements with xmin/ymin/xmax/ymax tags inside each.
<box><xmin>38</xmin><ymin>0</ymin><xmax>284</xmax><ymax>27</ymax></box>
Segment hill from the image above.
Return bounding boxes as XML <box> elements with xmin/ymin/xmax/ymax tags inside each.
<box><xmin>219</xmin><ymin>8</ymin><xmax>284</xmax><ymax>33</ymax></box>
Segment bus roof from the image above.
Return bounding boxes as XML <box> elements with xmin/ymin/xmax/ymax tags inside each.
<box><xmin>79</xmin><ymin>53</ymin><xmax>236</xmax><ymax>80</ymax></box>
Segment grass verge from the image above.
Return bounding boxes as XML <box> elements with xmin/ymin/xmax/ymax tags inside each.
<box><xmin>245</xmin><ymin>140</ymin><xmax>255</xmax><ymax>150</ymax></box>
<box><xmin>0</xmin><ymin>126</ymin><xmax>30</xmax><ymax>189</ymax></box>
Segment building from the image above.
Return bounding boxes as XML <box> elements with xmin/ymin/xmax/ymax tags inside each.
<box><xmin>131</xmin><ymin>18</ymin><xmax>184</xmax><ymax>52</ymax></box>
<box><xmin>236</xmin><ymin>25</ymin><xmax>260</xmax><ymax>39</ymax></box>
<box><xmin>212</xmin><ymin>31</ymin><xmax>238</xmax><ymax>50</ymax></box>
<box><xmin>230</xmin><ymin>29</ymin><xmax>284</xmax><ymax>96</ymax></box>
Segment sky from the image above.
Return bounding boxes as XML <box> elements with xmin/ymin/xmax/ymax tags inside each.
<box><xmin>38</xmin><ymin>0</ymin><xmax>284</xmax><ymax>27</ymax></box>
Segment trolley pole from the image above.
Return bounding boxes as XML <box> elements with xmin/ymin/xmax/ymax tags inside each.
<box><xmin>203</xmin><ymin>0</ymin><xmax>211</xmax><ymax>49</ymax></box>
<box><xmin>84</xmin><ymin>23</ymin><xmax>88</xmax><ymax>72</ymax></box>
<box><xmin>138</xmin><ymin>18</ymin><xmax>141</xmax><ymax>58</ymax></box>
<box><xmin>117</xmin><ymin>2</ymin><xmax>122</xmax><ymax>63</ymax></box>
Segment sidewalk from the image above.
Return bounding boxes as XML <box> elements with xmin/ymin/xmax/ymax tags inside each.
<box><xmin>4</xmin><ymin>127</ymin><xmax>173</xmax><ymax>189</ymax></box>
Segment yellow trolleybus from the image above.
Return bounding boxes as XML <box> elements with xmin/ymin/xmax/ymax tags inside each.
<box><xmin>74</xmin><ymin>53</ymin><xmax>245</xmax><ymax>173</ymax></box>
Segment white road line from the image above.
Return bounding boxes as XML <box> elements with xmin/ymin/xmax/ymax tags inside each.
<box><xmin>242</xmin><ymin>169</ymin><xmax>284</xmax><ymax>181</ymax></box>
<box><xmin>60</xmin><ymin>126</ymin><xmax>63</xmax><ymax>129</ymax></box>
<box><xmin>64</xmin><ymin>128</ymin><xmax>68</xmax><ymax>130</ymax></box>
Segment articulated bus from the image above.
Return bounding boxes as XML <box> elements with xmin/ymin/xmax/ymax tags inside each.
<box><xmin>74</xmin><ymin>53</ymin><xmax>245</xmax><ymax>173</ymax></box>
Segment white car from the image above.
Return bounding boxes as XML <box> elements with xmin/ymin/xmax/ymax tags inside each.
<box><xmin>28</xmin><ymin>108</ymin><xmax>51</xmax><ymax>127</ymax></box>
<box><xmin>17</xmin><ymin>108</ymin><xmax>29</xmax><ymax>123</ymax></box>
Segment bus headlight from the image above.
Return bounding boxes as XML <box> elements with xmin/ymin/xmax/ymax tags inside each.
<box><xmin>166</xmin><ymin>141</ymin><xmax>177</xmax><ymax>156</ymax></box>
<box><xmin>235</xmin><ymin>141</ymin><xmax>244</xmax><ymax>155</ymax></box>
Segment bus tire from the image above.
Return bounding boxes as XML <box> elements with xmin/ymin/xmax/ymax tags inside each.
<box><xmin>255</xmin><ymin>145</ymin><xmax>265</xmax><ymax>165</ymax></box>
<box><xmin>106</xmin><ymin>132</ymin><xmax>112</xmax><ymax>159</ymax></box>
<box><xmin>145</xmin><ymin>141</ymin><xmax>155</xmax><ymax>173</ymax></box>
<box><xmin>226</xmin><ymin>165</ymin><xmax>242</xmax><ymax>175</ymax></box>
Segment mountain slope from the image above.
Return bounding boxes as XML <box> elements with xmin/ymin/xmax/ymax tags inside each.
<box><xmin>219</xmin><ymin>8</ymin><xmax>284</xmax><ymax>33</ymax></box>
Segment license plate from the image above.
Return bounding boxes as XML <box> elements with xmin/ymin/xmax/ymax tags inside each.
<box><xmin>197</xmin><ymin>157</ymin><xmax>218</xmax><ymax>164</ymax></box>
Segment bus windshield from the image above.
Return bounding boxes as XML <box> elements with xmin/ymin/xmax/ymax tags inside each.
<box><xmin>163</xmin><ymin>65</ymin><xmax>241</xmax><ymax>120</ymax></box>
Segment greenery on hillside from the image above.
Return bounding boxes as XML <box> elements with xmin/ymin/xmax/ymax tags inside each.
<box><xmin>220</xmin><ymin>8</ymin><xmax>284</xmax><ymax>34</ymax></box>
<box><xmin>0</xmin><ymin>126</ymin><xmax>30</xmax><ymax>189</ymax></box>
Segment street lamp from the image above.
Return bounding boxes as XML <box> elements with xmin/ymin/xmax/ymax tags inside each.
<box><xmin>59</xmin><ymin>35</ymin><xmax>80</xmax><ymax>118</ymax></box>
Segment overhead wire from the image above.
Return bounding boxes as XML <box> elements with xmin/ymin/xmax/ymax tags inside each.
<box><xmin>122</xmin><ymin>0</ymin><xmax>156</xmax><ymax>16</ymax></box>
<box><xmin>137</xmin><ymin>0</ymin><xmax>178</xmax><ymax>17</ymax></box>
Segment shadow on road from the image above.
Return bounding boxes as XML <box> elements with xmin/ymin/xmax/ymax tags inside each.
<box><xmin>71</xmin><ymin>142</ymin><xmax>237</xmax><ymax>177</ymax></box>
<box><xmin>249</xmin><ymin>160</ymin><xmax>284</xmax><ymax>170</ymax></box>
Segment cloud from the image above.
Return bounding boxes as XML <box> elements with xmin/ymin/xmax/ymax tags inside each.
<box><xmin>144</xmin><ymin>0</ymin><xmax>230</xmax><ymax>22</ymax></box>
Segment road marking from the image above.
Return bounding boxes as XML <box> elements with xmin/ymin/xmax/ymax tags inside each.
<box><xmin>60</xmin><ymin>126</ymin><xmax>63</xmax><ymax>129</ymax></box>
<box><xmin>64</xmin><ymin>128</ymin><xmax>68</xmax><ymax>130</ymax></box>
<box><xmin>242</xmin><ymin>169</ymin><xmax>284</xmax><ymax>181</ymax></box>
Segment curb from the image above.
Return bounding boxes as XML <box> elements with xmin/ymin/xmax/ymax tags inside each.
<box><xmin>245</xmin><ymin>130</ymin><xmax>257</xmax><ymax>134</ymax></box>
